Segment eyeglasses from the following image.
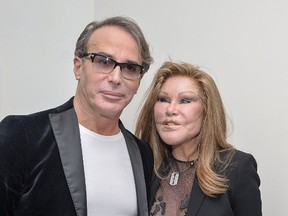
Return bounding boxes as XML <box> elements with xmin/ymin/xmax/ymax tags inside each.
<box><xmin>80</xmin><ymin>53</ymin><xmax>146</xmax><ymax>80</ymax></box>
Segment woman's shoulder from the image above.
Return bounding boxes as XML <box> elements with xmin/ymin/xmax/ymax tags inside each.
<box><xmin>229</xmin><ymin>149</ymin><xmax>257</xmax><ymax>167</ymax></box>
<box><xmin>220</xmin><ymin>149</ymin><xmax>259</xmax><ymax>181</ymax></box>
<box><xmin>219</xmin><ymin>149</ymin><xmax>257</xmax><ymax>164</ymax></box>
<box><xmin>221</xmin><ymin>150</ymin><xmax>262</xmax><ymax>214</ymax></box>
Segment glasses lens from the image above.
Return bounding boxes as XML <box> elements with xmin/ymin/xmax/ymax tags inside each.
<box><xmin>89</xmin><ymin>53</ymin><xmax>143</xmax><ymax>80</ymax></box>
<box><xmin>121</xmin><ymin>64</ymin><xmax>142</xmax><ymax>80</ymax></box>
<box><xmin>93</xmin><ymin>55</ymin><xmax>114</xmax><ymax>73</ymax></box>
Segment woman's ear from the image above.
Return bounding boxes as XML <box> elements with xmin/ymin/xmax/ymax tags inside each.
<box><xmin>73</xmin><ymin>56</ymin><xmax>82</xmax><ymax>80</ymax></box>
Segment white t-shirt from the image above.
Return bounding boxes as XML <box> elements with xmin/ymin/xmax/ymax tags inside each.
<box><xmin>79</xmin><ymin>124</ymin><xmax>137</xmax><ymax>216</ymax></box>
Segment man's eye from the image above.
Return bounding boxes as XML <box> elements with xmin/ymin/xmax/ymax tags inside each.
<box><xmin>94</xmin><ymin>56</ymin><xmax>110</xmax><ymax>65</ymax></box>
<box><xmin>125</xmin><ymin>64</ymin><xmax>137</xmax><ymax>72</ymax></box>
<box><xmin>99</xmin><ymin>59</ymin><xmax>110</xmax><ymax>65</ymax></box>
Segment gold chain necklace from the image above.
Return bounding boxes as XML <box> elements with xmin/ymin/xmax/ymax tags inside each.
<box><xmin>168</xmin><ymin>157</ymin><xmax>197</xmax><ymax>186</ymax></box>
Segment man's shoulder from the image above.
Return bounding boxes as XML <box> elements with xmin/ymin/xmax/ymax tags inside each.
<box><xmin>120</xmin><ymin>123</ymin><xmax>150</xmax><ymax>148</ymax></box>
<box><xmin>119</xmin><ymin>121</ymin><xmax>152</xmax><ymax>157</ymax></box>
<box><xmin>0</xmin><ymin>97</ymin><xmax>74</xmax><ymax>126</ymax></box>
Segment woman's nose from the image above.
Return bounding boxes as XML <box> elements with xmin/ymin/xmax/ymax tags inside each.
<box><xmin>166</xmin><ymin>102</ymin><xmax>178</xmax><ymax>116</ymax></box>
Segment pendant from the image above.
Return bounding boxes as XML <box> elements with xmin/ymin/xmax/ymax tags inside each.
<box><xmin>169</xmin><ymin>171</ymin><xmax>179</xmax><ymax>186</ymax></box>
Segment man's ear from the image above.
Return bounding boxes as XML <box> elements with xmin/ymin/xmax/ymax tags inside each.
<box><xmin>73</xmin><ymin>56</ymin><xmax>82</xmax><ymax>80</ymax></box>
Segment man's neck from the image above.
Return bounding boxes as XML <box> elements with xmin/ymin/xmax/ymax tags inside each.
<box><xmin>73</xmin><ymin>97</ymin><xmax>121</xmax><ymax>135</ymax></box>
<box><xmin>79</xmin><ymin>118</ymin><xmax>120</xmax><ymax>136</ymax></box>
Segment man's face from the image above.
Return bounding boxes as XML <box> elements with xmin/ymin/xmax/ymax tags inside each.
<box><xmin>73</xmin><ymin>26</ymin><xmax>142</xmax><ymax>119</ymax></box>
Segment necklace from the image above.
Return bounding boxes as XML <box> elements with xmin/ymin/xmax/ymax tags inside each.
<box><xmin>168</xmin><ymin>156</ymin><xmax>197</xmax><ymax>186</ymax></box>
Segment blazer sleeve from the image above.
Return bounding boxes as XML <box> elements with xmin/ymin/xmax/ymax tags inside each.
<box><xmin>229</xmin><ymin>152</ymin><xmax>262</xmax><ymax>216</ymax></box>
<box><xmin>0</xmin><ymin>116</ymin><xmax>29</xmax><ymax>215</ymax></box>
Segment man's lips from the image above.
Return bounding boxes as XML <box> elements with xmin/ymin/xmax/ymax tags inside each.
<box><xmin>100</xmin><ymin>90</ymin><xmax>124</xmax><ymax>99</ymax></box>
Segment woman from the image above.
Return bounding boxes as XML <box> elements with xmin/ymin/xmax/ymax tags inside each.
<box><xmin>135</xmin><ymin>61</ymin><xmax>262</xmax><ymax>216</ymax></box>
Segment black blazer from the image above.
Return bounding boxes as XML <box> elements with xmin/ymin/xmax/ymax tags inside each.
<box><xmin>0</xmin><ymin>97</ymin><xmax>153</xmax><ymax>216</ymax></box>
<box><xmin>149</xmin><ymin>150</ymin><xmax>262</xmax><ymax>216</ymax></box>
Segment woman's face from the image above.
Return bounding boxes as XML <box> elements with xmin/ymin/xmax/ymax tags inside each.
<box><xmin>154</xmin><ymin>76</ymin><xmax>204</xmax><ymax>152</ymax></box>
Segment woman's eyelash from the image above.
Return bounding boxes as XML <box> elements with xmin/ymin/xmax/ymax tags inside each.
<box><xmin>157</xmin><ymin>97</ymin><xmax>169</xmax><ymax>103</ymax></box>
<box><xmin>157</xmin><ymin>97</ymin><xmax>194</xmax><ymax>104</ymax></box>
<box><xmin>181</xmin><ymin>99</ymin><xmax>192</xmax><ymax>104</ymax></box>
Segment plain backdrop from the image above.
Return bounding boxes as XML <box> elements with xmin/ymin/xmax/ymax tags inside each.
<box><xmin>1</xmin><ymin>1</ymin><xmax>287</xmax><ymax>215</ymax></box>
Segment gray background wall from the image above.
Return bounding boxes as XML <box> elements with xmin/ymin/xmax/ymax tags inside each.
<box><xmin>1</xmin><ymin>1</ymin><xmax>287</xmax><ymax>215</ymax></box>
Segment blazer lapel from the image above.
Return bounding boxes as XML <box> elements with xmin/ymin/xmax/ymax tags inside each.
<box><xmin>187</xmin><ymin>177</ymin><xmax>206</xmax><ymax>216</ymax></box>
<box><xmin>49</xmin><ymin>109</ymin><xmax>87</xmax><ymax>216</ymax></box>
<box><xmin>120</xmin><ymin>123</ymin><xmax>148</xmax><ymax>216</ymax></box>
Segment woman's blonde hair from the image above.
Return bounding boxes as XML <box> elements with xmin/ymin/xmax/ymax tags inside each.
<box><xmin>135</xmin><ymin>61</ymin><xmax>235</xmax><ymax>197</ymax></box>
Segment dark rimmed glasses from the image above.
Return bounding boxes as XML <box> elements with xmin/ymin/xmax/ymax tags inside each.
<box><xmin>80</xmin><ymin>53</ymin><xmax>146</xmax><ymax>80</ymax></box>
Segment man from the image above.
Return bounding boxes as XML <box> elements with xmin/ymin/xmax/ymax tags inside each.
<box><xmin>0</xmin><ymin>16</ymin><xmax>154</xmax><ymax>216</ymax></box>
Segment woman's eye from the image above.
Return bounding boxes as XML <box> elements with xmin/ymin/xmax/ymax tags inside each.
<box><xmin>157</xmin><ymin>97</ymin><xmax>169</xmax><ymax>103</ymax></box>
<box><xmin>180</xmin><ymin>98</ymin><xmax>192</xmax><ymax>104</ymax></box>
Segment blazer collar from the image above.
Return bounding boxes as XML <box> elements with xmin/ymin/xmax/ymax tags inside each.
<box><xmin>119</xmin><ymin>122</ymin><xmax>149</xmax><ymax>216</ymax></box>
<box><xmin>187</xmin><ymin>177</ymin><xmax>206</xmax><ymax>216</ymax></box>
<box><xmin>49</xmin><ymin>108</ymin><xmax>87</xmax><ymax>216</ymax></box>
